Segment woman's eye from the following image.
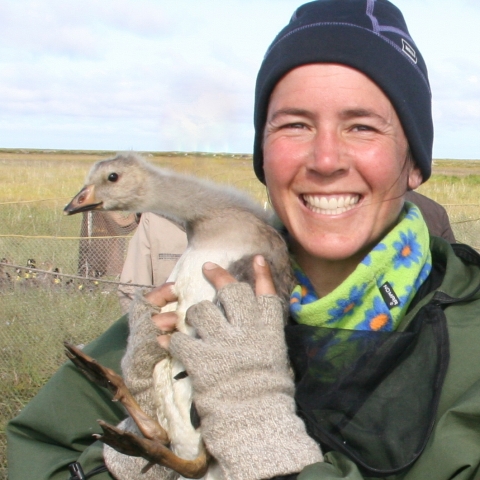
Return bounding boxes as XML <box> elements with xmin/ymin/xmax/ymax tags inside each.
<box><xmin>282</xmin><ymin>122</ymin><xmax>306</xmax><ymax>129</ymax></box>
<box><xmin>352</xmin><ymin>124</ymin><xmax>375</xmax><ymax>132</ymax></box>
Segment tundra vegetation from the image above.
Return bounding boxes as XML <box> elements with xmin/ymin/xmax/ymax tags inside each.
<box><xmin>0</xmin><ymin>149</ymin><xmax>479</xmax><ymax>479</ymax></box>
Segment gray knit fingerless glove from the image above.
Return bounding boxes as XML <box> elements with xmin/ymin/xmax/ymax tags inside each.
<box><xmin>120</xmin><ymin>289</ymin><xmax>169</xmax><ymax>417</ymax></box>
<box><xmin>104</xmin><ymin>290</ymin><xmax>176</xmax><ymax>480</ymax></box>
<box><xmin>169</xmin><ymin>282</ymin><xmax>323</xmax><ymax>480</ymax></box>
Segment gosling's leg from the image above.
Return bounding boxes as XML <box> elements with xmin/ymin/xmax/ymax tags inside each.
<box><xmin>64</xmin><ymin>342</ymin><xmax>210</xmax><ymax>479</ymax></box>
<box><xmin>97</xmin><ymin>421</ymin><xmax>209</xmax><ymax>478</ymax></box>
<box><xmin>64</xmin><ymin>342</ymin><xmax>169</xmax><ymax>444</ymax></box>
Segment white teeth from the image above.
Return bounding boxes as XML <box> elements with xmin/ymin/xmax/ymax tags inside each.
<box><xmin>303</xmin><ymin>195</ymin><xmax>360</xmax><ymax>215</ymax></box>
<box><xmin>319</xmin><ymin>197</ymin><xmax>329</xmax><ymax>209</ymax></box>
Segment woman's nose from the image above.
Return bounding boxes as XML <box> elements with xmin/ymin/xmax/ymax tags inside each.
<box><xmin>307</xmin><ymin>129</ymin><xmax>349</xmax><ymax>177</ymax></box>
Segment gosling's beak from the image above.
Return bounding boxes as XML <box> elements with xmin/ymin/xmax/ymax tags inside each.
<box><xmin>63</xmin><ymin>185</ymin><xmax>103</xmax><ymax>215</ymax></box>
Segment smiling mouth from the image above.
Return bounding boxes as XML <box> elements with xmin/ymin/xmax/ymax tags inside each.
<box><xmin>302</xmin><ymin>194</ymin><xmax>360</xmax><ymax>215</ymax></box>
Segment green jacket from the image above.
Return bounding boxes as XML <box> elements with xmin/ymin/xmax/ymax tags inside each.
<box><xmin>7</xmin><ymin>238</ymin><xmax>480</xmax><ymax>480</ymax></box>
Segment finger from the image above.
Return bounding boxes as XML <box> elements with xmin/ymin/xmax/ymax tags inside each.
<box><xmin>253</xmin><ymin>255</ymin><xmax>277</xmax><ymax>296</ymax></box>
<box><xmin>202</xmin><ymin>262</ymin><xmax>237</xmax><ymax>290</ymax></box>
<box><xmin>216</xmin><ymin>282</ymin><xmax>258</xmax><ymax>328</ymax></box>
<box><xmin>169</xmin><ymin>332</ymin><xmax>205</xmax><ymax>368</ymax></box>
<box><xmin>157</xmin><ymin>334</ymin><xmax>171</xmax><ymax>350</ymax></box>
<box><xmin>151</xmin><ymin>311</ymin><xmax>178</xmax><ymax>334</ymax></box>
<box><xmin>144</xmin><ymin>282</ymin><xmax>178</xmax><ymax>308</ymax></box>
<box><xmin>258</xmin><ymin>295</ymin><xmax>286</xmax><ymax>329</ymax></box>
<box><xmin>185</xmin><ymin>301</ymin><xmax>228</xmax><ymax>339</ymax></box>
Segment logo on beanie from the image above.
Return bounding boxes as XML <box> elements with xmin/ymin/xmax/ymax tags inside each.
<box><xmin>401</xmin><ymin>39</ymin><xmax>417</xmax><ymax>64</ymax></box>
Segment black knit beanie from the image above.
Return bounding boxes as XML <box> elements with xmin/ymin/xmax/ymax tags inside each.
<box><xmin>253</xmin><ymin>0</ymin><xmax>433</xmax><ymax>183</ymax></box>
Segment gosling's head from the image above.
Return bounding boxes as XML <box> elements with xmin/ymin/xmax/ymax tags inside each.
<box><xmin>64</xmin><ymin>153</ymin><xmax>152</xmax><ymax>215</ymax></box>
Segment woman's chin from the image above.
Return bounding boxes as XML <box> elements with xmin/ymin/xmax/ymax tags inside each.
<box><xmin>294</xmin><ymin>232</ymin><xmax>374</xmax><ymax>265</ymax></box>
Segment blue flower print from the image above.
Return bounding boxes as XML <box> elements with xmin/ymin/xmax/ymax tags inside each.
<box><xmin>358</xmin><ymin>297</ymin><xmax>393</xmax><ymax>331</ymax></box>
<box><xmin>376</xmin><ymin>273</ymin><xmax>386</xmax><ymax>287</ymax></box>
<box><xmin>290</xmin><ymin>282</ymin><xmax>318</xmax><ymax>320</ymax></box>
<box><xmin>414</xmin><ymin>260</ymin><xmax>433</xmax><ymax>291</ymax></box>
<box><xmin>393</xmin><ymin>230</ymin><xmax>422</xmax><ymax>269</ymax></box>
<box><xmin>327</xmin><ymin>283</ymin><xmax>367</xmax><ymax>324</ymax></box>
<box><xmin>405</xmin><ymin>205</ymin><xmax>420</xmax><ymax>221</ymax></box>
<box><xmin>290</xmin><ymin>288</ymin><xmax>303</xmax><ymax>319</ymax></box>
<box><xmin>396</xmin><ymin>290</ymin><xmax>412</xmax><ymax>311</ymax></box>
<box><xmin>290</xmin><ymin>304</ymin><xmax>301</xmax><ymax>319</ymax></box>
<box><xmin>292</xmin><ymin>266</ymin><xmax>318</xmax><ymax>303</ymax></box>
<box><xmin>362</xmin><ymin>243</ymin><xmax>387</xmax><ymax>266</ymax></box>
<box><xmin>291</xmin><ymin>263</ymin><xmax>318</xmax><ymax>312</ymax></box>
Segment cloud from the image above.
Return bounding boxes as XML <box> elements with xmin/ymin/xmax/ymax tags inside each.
<box><xmin>0</xmin><ymin>0</ymin><xmax>171</xmax><ymax>59</ymax></box>
<box><xmin>0</xmin><ymin>0</ymin><xmax>264</xmax><ymax>152</ymax></box>
<box><xmin>0</xmin><ymin>2</ymin><xmax>98</xmax><ymax>58</ymax></box>
<box><xmin>430</xmin><ymin>55</ymin><xmax>480</xmax><ymax>132</ymax></box>
<box><xmin>0</xmin><ymin>0</ymin><xmax>479</xmax><ymax>157</ymax></box>
<box><xmin>0</xmin><ymin>0</ymin><xmax>307</xmax><ymax>152</ymax></box>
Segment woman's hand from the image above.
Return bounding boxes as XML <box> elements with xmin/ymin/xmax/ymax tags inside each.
<box><xmin>150</xmin><ymin>255</ymin><xmax>276</xmax><ymax>348</ymax></box>
<box><xmin>166</xmin><ymin>255</ymin><xmax>323</xmax><ymax>479</ymax></box>
<box><xmin>201</xmin><ymin>254</ymin><xmax>276</xmax><ymax>295</ymax></box>
<box><xmin>144</xmin><ymin>282</ymin><xmax>179</xmax><ymax>348</ymax></box>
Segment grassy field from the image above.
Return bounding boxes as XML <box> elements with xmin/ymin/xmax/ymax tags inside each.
<box><xmin>1</xmin><ymin>149</ymin><xmax>479</xmax><ymax>239</ymax></box>
<box><xmin>1</xmin><ymin>149</ymin><xmax>480</xmax><ymax>479</ymax></box>
<box><xmin>417</xmin><ymin>160</ymin><xmax>480</xmax><ymax>248</ymax></box>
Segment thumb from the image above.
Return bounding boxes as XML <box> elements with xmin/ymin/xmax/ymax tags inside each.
<box><xmin>253</xmin><ymin>255</ymin><xmax>276</xmax><ymax>296</ymax></box>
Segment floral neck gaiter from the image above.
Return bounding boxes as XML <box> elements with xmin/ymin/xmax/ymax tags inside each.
<box><xmin>290</xmin><ymin>202</ymin><xmax>432</xmax><ymax>332</ymax></box>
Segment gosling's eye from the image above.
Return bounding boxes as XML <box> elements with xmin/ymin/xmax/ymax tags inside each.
<box><xmin>108</xmin><ymin>172</ymin><xmax>119</xmax><ymax>182</ymax></box>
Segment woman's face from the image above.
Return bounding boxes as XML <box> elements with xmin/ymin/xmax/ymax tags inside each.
<box><xmin>263</xmin><ymin>63</ymin><xmax>422</xmax><ymax>267</ymax></box>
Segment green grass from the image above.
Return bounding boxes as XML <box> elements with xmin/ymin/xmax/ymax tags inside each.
<box><xmin>0</xmin><ymin>149</ymin><xmax>266</xmax><ymax>203</ymax></box>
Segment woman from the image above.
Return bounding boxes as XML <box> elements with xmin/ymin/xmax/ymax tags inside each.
<box><xmin>8</xmin><ymin>1</ymin><xmax>480</xmax><ymax>479</ymax></box>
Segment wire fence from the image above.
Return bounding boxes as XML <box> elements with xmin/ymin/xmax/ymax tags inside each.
<box><xmin>444</xmin><ymin>204</ymin><xmax>480</xmax><ymax>251</ymax></box>
<box><xmin>1</xmin><ymin>199</ymin><xmax>480</xmax><ymax>479</ymax></box>
<box><xmin>0</xmin><ymin>207</ymin><xmax>146</xmax><ymax>480</ymax></box>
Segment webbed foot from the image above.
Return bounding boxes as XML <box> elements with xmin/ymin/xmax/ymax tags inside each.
<box><xmin>96</xmin><ymin>420</ymin><xmax>209</xmax><ymax>477</ymax></box>
<box><xmin>64</xmin><ymin>342</ymin><xmax>210</xmax><ymax>478</ymax></box>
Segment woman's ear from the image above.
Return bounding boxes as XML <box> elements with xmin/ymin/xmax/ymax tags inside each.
<box><xmin>407</xmin><ymin>165</ymin><xmax>423</xmax><ymax>190</ymax></box>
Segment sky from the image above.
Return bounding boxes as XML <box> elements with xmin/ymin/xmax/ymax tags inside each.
<box><xmin>0</xmin><ymin>0</ymin><xmax>479</xmax><ymax>159</ymax></box>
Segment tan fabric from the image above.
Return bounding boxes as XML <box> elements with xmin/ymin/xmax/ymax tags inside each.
<box><xmin>118</xmin><ymin>213</ymin><xmax>188</xmax><ymax>313</ymax></box>
<box><xmin>406</xmin><ymin>191</ymin><xmax>456</xmax><ymax>243</ymax></box>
